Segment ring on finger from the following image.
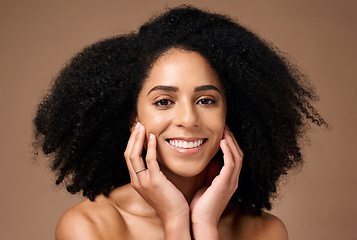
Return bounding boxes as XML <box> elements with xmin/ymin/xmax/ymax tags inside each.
<box><xmin>135</xmin><ymin>168</ymin><xmax>147</xmax><ymax>174</ymax></box>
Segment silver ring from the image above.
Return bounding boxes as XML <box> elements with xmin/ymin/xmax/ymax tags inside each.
<box><xmin>135</xmin><ymin>168</ymin><xmax>147</xmax><ymax>174</ymax></box>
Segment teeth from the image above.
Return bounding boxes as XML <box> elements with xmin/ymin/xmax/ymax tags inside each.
<box><xmin>169</xmin><ymin>139</ymin><xmax>204</xmax><ymax>149</ymax></box>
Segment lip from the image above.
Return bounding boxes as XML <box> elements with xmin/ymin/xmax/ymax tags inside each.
<box><xmin>165</xmin><ymin>137</ymin><xmax>207</xmax><ymax>155</ymax></box>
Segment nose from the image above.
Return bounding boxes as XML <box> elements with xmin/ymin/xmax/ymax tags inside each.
<box><xmin>174</xmin><ymin>101</ymin><xmax>199</xmax><ymax>129</ymax></box>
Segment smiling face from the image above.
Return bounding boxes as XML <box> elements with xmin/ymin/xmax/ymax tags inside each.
<box><xmin>136</xmin><ymin>49</ymin><xmax>227</xmax><ymax>177</ymax></box>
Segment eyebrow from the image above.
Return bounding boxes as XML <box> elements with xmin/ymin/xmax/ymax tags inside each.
<box><xmin>147</xmin><ymin>85</ymin><xmax>178</xmax><ymax>96</ymax></box>
<box><xmin>147</xmin><ymin>84</ymin><xmax>221</xmax><ymax>96</ymax></box>
<box><xmin>194</xmin><ymin>85</ymin><xmax>221</xmax><ymax>93</ymax></box>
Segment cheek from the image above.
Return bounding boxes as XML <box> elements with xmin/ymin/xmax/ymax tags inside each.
<box><xmin>211</xmin><ymin>112</ymin><xmax>226</xmax><ymax>142</ymax></box>
<box><xmin>138</xmin><ymin>110</ymin><xmax>170</xmax><ymax>138</ymax></box>
<box><xmin>209</xmin><ymin>109</ymin><xmax>226</xmax><ymax>129</ymax></box>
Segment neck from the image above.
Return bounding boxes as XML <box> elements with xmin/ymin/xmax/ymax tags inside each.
<box><xmin>160</xmin><ymin>165</ymin><xmax>208</xmax><ymax>204</ymax></box>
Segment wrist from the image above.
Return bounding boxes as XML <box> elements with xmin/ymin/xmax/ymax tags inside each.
<box><xmin>164</xmin><ymin>215</ymin><xmax>191</xmax><ymax>240</ymax></box>
<box><xmin>191</xmin><ymin>221</ymin><xmax>219</xmax><ymax>240</ymax></box>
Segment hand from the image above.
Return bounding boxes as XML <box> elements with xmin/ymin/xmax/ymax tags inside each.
<box><xmin>190</xmin><ymin>127</ymin><xmax>243</xmax><ymax>239</ymax></box>
<box><xmin>124</xmin><ymin>122</ymin><xmax>190</xmax><ymax>239</ymax></box>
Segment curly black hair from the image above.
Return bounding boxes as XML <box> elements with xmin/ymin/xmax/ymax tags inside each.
<box><xmin>33</xmin><ymin>6</ymin><xmax>326</xmax><ymax>214</ymax></box>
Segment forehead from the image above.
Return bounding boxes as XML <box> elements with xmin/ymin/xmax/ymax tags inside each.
<box><xmin>142</xmin><ymin>49</ymin><xmax>223</xmax><ymax>91</ymax></box>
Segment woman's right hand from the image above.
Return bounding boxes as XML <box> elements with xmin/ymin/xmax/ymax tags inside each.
<box><xmin>124</xmin><ymin>122</ymin><xmax>191</xmax><ymax>239</ymax></box>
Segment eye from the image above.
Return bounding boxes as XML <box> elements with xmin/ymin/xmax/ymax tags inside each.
<box><xmin>153</xmin><ymin>98</ymin><xmax>174</xmax><ymax>107</ymax></box>
<box><xmin>197</xmin><ymin>98</ymin><xmax>216</xmax><ymax>105</ymax></box>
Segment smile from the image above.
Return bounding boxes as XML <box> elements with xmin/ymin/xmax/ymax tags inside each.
<box><xmin>167</xmin><ymin>139</ymin><xmax>206</xmax><ymax>149</ymax></box>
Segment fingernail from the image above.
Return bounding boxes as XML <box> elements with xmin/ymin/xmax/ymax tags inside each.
<box><xmin>150</xmin><ymin>133</ymin><xmax>154</xmax><ymax>140</ymax></box>
<box><xmin>135</xmin><ymin>122</ymin><xmax>140</xmax><ymax>129</ymax></box>
<box><xmin>222</xmin><ymin>139</ymin><xmax>228</xmax><ymax>145</ymax></box>
<box><xmin>138</xmin><ymin>124</ymin><xmax>144</xmax><ymax>132</ymax></box>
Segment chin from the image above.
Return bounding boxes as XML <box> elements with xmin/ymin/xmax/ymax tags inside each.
<box><xmin>158</xmin><ymin>155</ymin><xmax>210</xmax><ymax>178</ymax></box>
<box><xmin>172</xmin><ymin>168</ymin><xmax>205</xmax><ymax>178</ymax></box>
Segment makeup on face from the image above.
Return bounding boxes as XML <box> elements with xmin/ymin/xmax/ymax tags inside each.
<box><xmin>136</xmin><ymin>49</ymin><xmax>227</xmax><ymax>177</ymax></box>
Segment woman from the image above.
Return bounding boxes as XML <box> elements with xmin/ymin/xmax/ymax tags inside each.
<box><xmin>33</xmin><ymin>6</ymin><xmax>326</xmax><ymax>239</ymax></box>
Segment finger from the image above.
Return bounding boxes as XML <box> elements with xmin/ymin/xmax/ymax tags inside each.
<box><xmin>225</xmin><ymin>126</ymin><xmax>243</xmax><ymax>158</ymax></box>
<box><xmin>126</xmin><ymin>122</ymin><xmax>140</xmax><ymax>155</ymax></box>
<box><xmin>129</xmin><ymin>123</ymin><xmax>147</xmax><ymax>172</ymax></box>
<box><xmin>146</xmin><ymin>133</ymin><xmax>160</xmax><ymax>176</ymax></box>
<box><xmin>223</xmin><ymin>136</ymin><xmax>243</xmax><ymax>192</ymax></box>
<box><xmin>224</xmin><ymin>129</ymin><xmax>243</xmax><ymax>175</ymax></box>
<box><xmin>124</xmin><ymin>123</ymin><xmax>141</xmax><ymax>177</ymax></box>
<box><xmin>217</xmin><ymin>139</ymin><xmax>236</xmax><ymax>183</ymax></box>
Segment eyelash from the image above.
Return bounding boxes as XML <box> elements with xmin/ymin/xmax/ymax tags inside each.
<box><xmin>153</xmin><ymin>97</ymin><xmax>173</xmax><ymax>107</ymax></box>
<box><xmin>197</xmin><ymin>98</ymin><xmax>216</xmax><ymax>105</ymax></box>
<box><xmin>153</xmin><ymin>97</ymin><xmax>216</xmax><ymax>107</ymax></box>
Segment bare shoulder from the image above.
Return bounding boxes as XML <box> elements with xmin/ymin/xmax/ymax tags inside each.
<box><xmin>55</xmin><ymin>200</ymin><xmax>100</xmax><ymax>240</ymax></box>
<box><xmin>223</xmin><ymin>208</ymin><xmax>288</xmax><ymax>240</ymax></box>
<box><xmin>256</xmin><ymin>211</ymin><xmax>288</xmax><ymax>239</ymax></box>
<box><xmin>55</xmin><ymin>195</ymin><xmax>127</xmax><ymax>240</ymax></box>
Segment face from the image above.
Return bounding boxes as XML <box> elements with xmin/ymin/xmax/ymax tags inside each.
<box><xmin>136</xmin><ymin>49</ymin><xmax>227</xmax><ymax>177</ymax></box>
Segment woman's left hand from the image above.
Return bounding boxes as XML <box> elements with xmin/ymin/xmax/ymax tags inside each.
<box><xmin>190</xmin><ymin>127</ymin><xmax>243</xmax><ymax>239</ymax></box>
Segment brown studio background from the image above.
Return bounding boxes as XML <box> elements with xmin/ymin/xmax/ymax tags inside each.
<box><xmin>1</xmin><ymin>0</ymin><xmax>356</xmax><ymax>239</ymax></box>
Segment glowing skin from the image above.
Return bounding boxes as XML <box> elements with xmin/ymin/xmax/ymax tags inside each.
<box><xmin>136</xmin><ymin>49</ymin><xmax>227</xmax><ymax>178</ymax></box>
